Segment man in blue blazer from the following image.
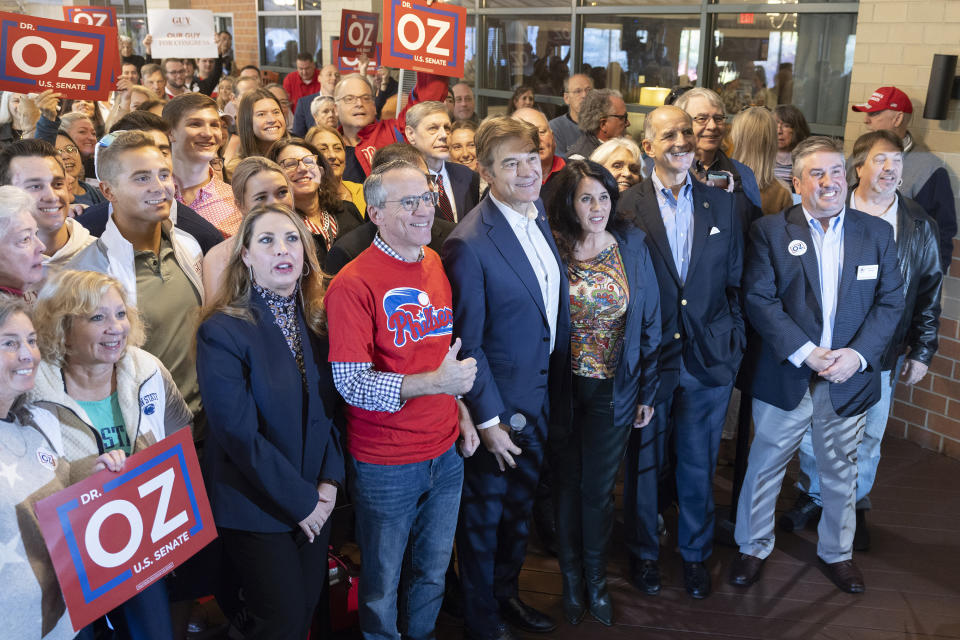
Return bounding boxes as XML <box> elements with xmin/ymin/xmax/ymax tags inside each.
<box><xmin>617</xmin><ymin>105</ymin><xmax>745</xmax><ymax>600</ymax></box>
<box><xmin>442</xmin><ymin>116</ymin><xmax>570</xmax><ymax>640</ymax></box>
<box><xmin>730</xmin><ymin>136</ymin><xmax>903</xmax><ymax>594</ymax></box>
<box><xmin>405</xmin><ymin>101</ymin><xmax>480</xmax><ymax>223</ymax></box>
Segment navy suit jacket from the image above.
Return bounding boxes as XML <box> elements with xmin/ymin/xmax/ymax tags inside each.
<box><xmin>77</xmin><ymin>200</ymin><xmax>224</xmax><ymax>255</ymax></box>
<box><xmin>196</xmin><ymin>294</ymin><xmax>344</xmax><ymax>532</ymax></box>
<box><xmin>618</xmin><ymin>176</ymin><xmax>745</xmax><ymax>400</ymax></box>
<box><xmin>551</xmin><ymin>226</ymin><xmax>662</xmax><ymax>436</ymax></box>
<box><xmin>443</xmin><ymin>161</ymin><xmax>481</xmax><ymax>221</ymax></box>
<box><xmin>442</xmin><ymin>196</ymin><xmax>570</xmax><ymax>428</ymax></box>
<box><xmin>743</xmin><ymin>205</ymin><xmax>904</xmax><ymax>417</ymax></box>
<box><xmin>291</xmin><ymin>93</ymin><xmax>318</xmax><ymax>138</ymax></box>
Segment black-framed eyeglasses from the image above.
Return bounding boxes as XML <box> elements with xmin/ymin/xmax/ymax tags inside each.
<box><xmin>209</xmin><ymin>157</ymin><xmax>224</xmax><ymax>171</ymax></box>
<box><xmin>278</xmin><ymin>155</ymin><xmax>319</xmax><ymax>171</ymax></box>
<box><xmin>606</xmin><ymin>113</ymin><xmax>629</xmax><ymax>122</ymax></box>
<box><xmin>692</xmin><ymin>114</ymin><xmax>726</xmax><ymax>126</ymax></box>
<box><xmin>384</xmin><ymin>191</ymin><xmax>439</xmax><ymax>212</ymax></box>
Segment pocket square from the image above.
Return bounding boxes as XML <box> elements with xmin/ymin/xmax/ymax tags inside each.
<box><xmin>709</xmin><ymin>226</ymin><xmax>720</xmax><ymax>235</ymax></box>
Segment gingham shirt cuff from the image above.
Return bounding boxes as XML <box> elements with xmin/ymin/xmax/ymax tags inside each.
<box><xmin>331</xmin><ymin>361</ymin><xmax>405</xmax><ymax>413</ymax></box>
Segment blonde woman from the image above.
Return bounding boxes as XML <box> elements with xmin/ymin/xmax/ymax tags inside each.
<box><xmin>590</xmin><ymin>137</ymin><xmax>645</xmax><ymax>192</ymax></box>
<box><xmin>730</xmin><ymin>107</ymin><xmax>793</xmax><ymax>215</ymax></box>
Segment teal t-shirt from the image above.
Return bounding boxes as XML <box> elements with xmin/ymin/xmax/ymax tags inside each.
<box><xmin>77</xmin><ymin>392</ymin><xmax>132</xmax><ymax>455</ymax></box>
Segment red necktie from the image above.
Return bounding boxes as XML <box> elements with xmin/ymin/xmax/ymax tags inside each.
<box><xmin>435</xmin><ymin>174</ymin><xmax>455</xmax><ymax>222</ymax></box>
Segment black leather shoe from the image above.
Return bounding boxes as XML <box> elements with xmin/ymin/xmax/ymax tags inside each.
<box><xmin>683</xmin><ymin>561</ymin><xmax>711</xmax><ymax>599</ymax></box>
<box><xmin>584</xmin><ymin>565</ymin><xmax>612</xmax><ymax>626</ymax></box>
<box><xmin>729</xmin><ymin>553</ymin><xmax>765</xmax><ymax>587</ymax></box>
<box><xmin>464</xmin><ymin>623</ymin><xmax>517</xmax><ymax>640</ymax></box>
<box><xmin>778</xmin><ymin>494</ymin><xmax>822</xmax><ymax>532</ymax></box>
<box><xmin>819</xmin><ymin>558</ymin><xmax>865</xmax><ymax>593</ymax></box>
<box><xmin>853</xmin><ymin>509</ymin><xmax>871</xmax><ymax>552</ymax></box>
<box><xmin>498</xmin><ymin>597</ymin><xmax>557</xmax><ymax>633</ymax></box>
<box><xmin>629</xmin><ymin>558</ymin><xmax>661</xmax><ymax>595</ymax></box>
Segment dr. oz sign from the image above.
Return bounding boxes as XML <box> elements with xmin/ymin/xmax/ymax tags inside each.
<box><xmin>0</xmin><ymin>11</ymin><xmax>119</xmax><ymax>101</ymax></box>
<box><xmin>382</xmin><ymin>0</ymin><xmax>466</xmax><ymax>78</ymax></box>
<box><xmin>339</xmin><ymin>10</ymin><xmax>379</xmax><ymax>56</ymax></box>
<box><xmin>35</xmin><ymin>428</ymin><xmax>216</xmax><ymax>631</ymax></box>
<box><xmin>62</xmin><ymin>6</ymin><xmax>118</xmax><ymax>28</ymax></box>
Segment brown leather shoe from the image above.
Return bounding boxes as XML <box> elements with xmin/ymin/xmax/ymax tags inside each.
<box><xmin>820</xmin><ymin>559</ymin><xmax>865</xmax><ymax>593</ymax></box>
<box><xmin>729</xmin><ymin>553</ymin><xmax>765</xmax><ymax>587</ymax></box>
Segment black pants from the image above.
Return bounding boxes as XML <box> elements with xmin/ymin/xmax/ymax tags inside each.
<box><xmin>550</xmin><ymin>375</ymin><xmax>626</xmax><ymax>576</ymax></box>
<box><xmin>218</xmin><ymin>525</ymin><xmax>330</xmax><ymax>640</ymax></box>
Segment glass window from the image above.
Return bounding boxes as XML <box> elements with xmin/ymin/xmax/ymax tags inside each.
<box><xmin>580</xmin><ymin>15</ymin><xmax>703</xmax><ymax>105</ymax></box>
<box><xmin>300</xmin><ymin>0</ymin><xmax>321</xmax><ymax>9</ymax></box>
<box><xmin>260</xmin><ymin>16</ymin><xmax>299</xmax><ymax>67</ymax></box>
<box><xmin>300</xmin><ymin>16</ymin><xmax>322</xmax><ymax>64</ymax></box>
<box><xmin>117</xmin><ymin>17</ymin><xmax>148</xmax><ymax>54</ymax></box>
<box><xmin>708</xmin><ymin>12</ymin><xmax>857</xmax><ymax>127</ymax></box>
<box><xmin>483</xmin><ymin>15</ymin><xmax>573</xmax><ymax>97</ymax></box>
<box><xmin>261</xmin><ymin>0</ymin><xmax>297</xmax><ymax>11</ymax></box>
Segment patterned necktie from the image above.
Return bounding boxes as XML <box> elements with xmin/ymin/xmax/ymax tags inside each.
<box><xmin>435</xmin><ymin>173</ymin><xmax>455</xmax><ymax>222</ymax></box>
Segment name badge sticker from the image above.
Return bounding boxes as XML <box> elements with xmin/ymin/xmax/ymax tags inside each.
<box><xmin>788</xmin><ymin>240</ymin><xmax>806</xmax><ymax>256</ymax></box>
<box><xmin>857</xmin><ymin>264</ymin><xmax>878</xmax><ymax>280</ymax></box>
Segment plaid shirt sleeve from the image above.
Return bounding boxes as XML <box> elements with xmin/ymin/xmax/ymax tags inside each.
<box><xmin>331</xmin><ymin>361</ymin><xmax>406</xmax><ymax>413</ymax></box>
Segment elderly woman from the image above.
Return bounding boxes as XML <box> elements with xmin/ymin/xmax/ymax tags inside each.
<box><xmin>197</xmin><ymin>203</ymin><xmax>343</xmax><ymax>639</ymax></box>
<box><xmin>30</xmin><ymin>269</ymin><xmax>192</xmax><ymax>638</ymax></box>
<box><xmin>267</xmin><ymin>137</ymin><xmax>362</xmax><ymax>266</ymax></box>
<box><xmin>223</xmin><ymin>88</ymin><xmax>289</xmax><ymax>179</ymax></box>
<box><xmin>773</xmin><ymin>104</ymin><xmax>810</xmax><ymax>186</ymax></box>
<box><xmin>730</xmin><ymin>107</ymin><xmax>792</xmax><ymax>215</ymax></box>
<box><xmin>202</xmin><ymin>156</ymin><xmax>295</xmax><ymax>298</ymax></box>
<box><xmin>546</xmin><ymin>160</ymin><xmax>660</xmax><ymax>627</ymax></box>
<box><xmin>0</xmin><ymin>296</ymin><xmax>126</xmax><ymax>640</ymax></box>
<box><xmin>589</xmin><ymin>137</ymin><xmax>644</xmax><ymax>192</ymax></box>
<box><xmin>306</xmin><ymin>124</ymin><xmax>365</xmax><ymax>214</ymax></box>
<box><xmin>310</xmin><ymin>94</ymin><xmax>338</xmax><ymax>130</ymax></box>
<box><xmin>787</xmin><ymin>130</ymin><xmax>942</xmax><ymax>551</ymax></box>
<box><xmin>0</xmin><ymin>185</ymin><xmax>45</xmax><ymax>297</ymax></box>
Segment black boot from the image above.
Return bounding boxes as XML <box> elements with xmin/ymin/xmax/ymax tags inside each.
<box><xmin>559</xmin><ymin>565</ymin><xmax>585</xmax><ymax>625</ymax></box>
<box><xmin>583</xmin><ymin>562</ymin><xmax>612</xmax><ymax>626</ymax></box>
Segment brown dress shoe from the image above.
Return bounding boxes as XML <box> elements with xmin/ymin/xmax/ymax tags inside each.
<box><xmin>820</xmin><ymin>559</ymin><xmax>865</xmax><ymax>593</ymax></box>
<box><xmin>729</xmin><ymin>553</ymin><xmax>765</xmax><ymax>587</ymax></box>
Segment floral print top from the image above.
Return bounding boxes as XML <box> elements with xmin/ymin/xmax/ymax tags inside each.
<box><xmin>568</xmin><ymin>243</ymin><xmax>629</xmax><ymax>379</ymax></box>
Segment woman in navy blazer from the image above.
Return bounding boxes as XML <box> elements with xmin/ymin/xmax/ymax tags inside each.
<box><xmin>197</xmin><ymin>203</ymin><xmax>343</xmax><ymax>639</ymax></box>
<box><xmin>546</xmin><ymin>160</ymin><xmax>661</xmax><ymax>627</ymax></box>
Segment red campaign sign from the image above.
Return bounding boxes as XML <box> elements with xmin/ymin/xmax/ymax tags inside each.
<box><xmin>0</xmin><ymin>11</ymin><xmax>119</xmax><ymax>101</ymax></box>
<box><xmin>35</xmin><ymin>428</ymin><xmax>217</xmax><ymax>631</ymax></box>
<box><xmin>382</xmin><ymin>0</ymin><xmax>465</xmax><ymax>78</ymax></box>
<box><xmin>339</xmin><ymin>10</ymin><xmax>379</xmax><ymax>56</ymax></box>
<box><xmin>333</xmin><ymin>38</ymin><xmax>381</xmax><ymax>76</ymax></box>
<box><xmin>63</xmin><ymin>6</ymin><xmax>118</xmax><ymax>28</ymax></box>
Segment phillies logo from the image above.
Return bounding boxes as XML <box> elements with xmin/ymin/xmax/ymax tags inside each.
<box><xmin>383</xmin><ymin>287</ymin><xmax>453</xmax><ymax>348</ymax></box>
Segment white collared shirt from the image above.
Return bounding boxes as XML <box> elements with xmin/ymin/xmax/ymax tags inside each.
<box><xmin>432</xmin><ymin>162</ymin><xmax>458</xmax><ymax>222</ymax></box>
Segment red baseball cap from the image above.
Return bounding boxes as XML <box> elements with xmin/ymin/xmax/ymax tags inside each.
<box><xmin>851</xmin><ymin>86</ymin><xmax>913</xmax><ymax>113</ymax></box>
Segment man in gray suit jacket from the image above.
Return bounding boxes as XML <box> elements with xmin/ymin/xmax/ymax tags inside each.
<box><xmin>730</xmin><ymin>137</ymin><xmax>903</xmax><ymax>594</ymax></box>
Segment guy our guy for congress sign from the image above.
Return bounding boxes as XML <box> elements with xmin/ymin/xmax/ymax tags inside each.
<box><xmin>35</xmin><ymin>428</ymin><xmax>216</xmax><ymax>631</ymax></box>
<box><xmin>0</xmin><ymin>11</ymin><xmax>119</xmax><ymax>101</ymax></box>
<box><xmin>382</xmin><ymin>0</ymin><xmax>466</xmax><ymax>78</ymax></box>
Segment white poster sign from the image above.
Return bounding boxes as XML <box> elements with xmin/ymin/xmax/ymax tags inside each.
<box><xmin>147</xmin><ymin>10</ymin><xmax>218</xmax><ymax>59</ymax></box>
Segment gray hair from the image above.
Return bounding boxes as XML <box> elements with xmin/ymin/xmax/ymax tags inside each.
<box><xmin>590</xmin><ymin>137</ymin><xmax>641</xmax><ymax>167</ymax></box>
<box><xmin>363</xmin><ymin>159</ymin><xmax>423</xmax><ymax>209</ymax></box>
<box><xmin>563</xmin><ymin>73</ymin><xmax>594</xmax><ymax>92</ymax></box>
<box><xmin>578</xmin><ymin>89</ymin><xmax>622</xmax><ymax>134</ymax></box>
<box><xmin>0</xmin><ymin>185</ymin><xmax>33</xmax><ymax>236</ymax></box>
<box><xmin>309</xmin><ymin>95</ymin><xmax>334</xmax><ymax>121</ymax></box>
<box><xmin>674</xmin><ymin>87</ymin><xmax>725</xmax><ymax>115</ymax></box>
<box><xmin>60</xmin><ymin>111</ymin><xmax>92</xmax><ymax>131</ymax></box>
<box><xmin>791</xmin><ymin>135</ymin><xmax>845</xmax><ymax>179</ymax></box>
<box><xmin>406</xmin><ymin>101</ymin><xmax>450</xmax><ymax>130</ymax></box>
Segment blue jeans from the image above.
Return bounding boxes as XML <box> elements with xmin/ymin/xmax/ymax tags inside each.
<box><xmin>798</xmin><ymin>357</ymin><xmax>902</xmax><ymax>510</ymax></box>
<box><xmin>349</xmin><ymin>444</ymin><xmax>463</xmax><ymax>640</ymax></box>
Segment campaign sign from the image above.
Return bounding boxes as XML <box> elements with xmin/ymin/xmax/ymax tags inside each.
<box><xmin>339</xmin><ymin>10</ymin><xmax>379</xmax><ymax>56</ymax></box>
<box><xmin>35</xmin><ymin>428</ymin><xmax>216</xmax><ymax>631</ymax></box>
<box><xmin>0</xmin><ymin>11</ymin><xmax>119</xmax><ymax>101</ymax></box>
<box><xmin>147</xmin><ymin>9</ymin><xmax>217</xmax><ymax>59</ymax></box>
<box><xmin>382</xmin><ymin>0</ymin><xmax>465</xmax><ymax>78</ymax></box>
<box><xmin>63</xmin><ymin>6</ymin><xmax>118</xmax><ymax>28</ymax></box>
<box><xmin>333</xmin><ymin>38</ymin><xmax>381</xmax><ymax>76</ymax></box>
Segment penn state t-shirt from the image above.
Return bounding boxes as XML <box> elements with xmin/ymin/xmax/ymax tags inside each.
<box><xmin>77</xmin><ymin>392</ymin><xmax>131</xmax><ymax>455</ymax></box>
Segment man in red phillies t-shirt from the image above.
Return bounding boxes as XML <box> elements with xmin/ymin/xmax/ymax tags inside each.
<box><xmin>325</xmin><ymin>159</ymin><xmax>478</xmax><ymax>639</ymax></box>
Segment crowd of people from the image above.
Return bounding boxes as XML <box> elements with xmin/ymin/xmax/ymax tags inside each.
<box><xmin>0</xmin><ymin>27</ymin><xmax>955</xmax><ymax>640</ymax></box>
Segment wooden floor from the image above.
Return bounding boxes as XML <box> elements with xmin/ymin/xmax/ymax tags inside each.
<box><xmin>437</xmin><ymin>436</ymin><xmax>960</xmax><ymax>640</ymax></box>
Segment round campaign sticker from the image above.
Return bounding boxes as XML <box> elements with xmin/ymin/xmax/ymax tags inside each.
<box><xmin>788</xmin><ymin>240</ymin><xmax>807</xmax><ymax>256</ymax></box>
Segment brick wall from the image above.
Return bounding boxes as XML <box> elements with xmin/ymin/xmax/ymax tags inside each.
<box><xmin>846</xmin><ymin>0</ymin><xmax>960</xmax><ymax>459</ymax></box>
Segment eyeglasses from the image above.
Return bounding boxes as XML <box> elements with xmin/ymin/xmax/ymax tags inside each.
<box><xmin>209</xmin><ymin>157</ymin><xmax>224</xmax><ymax>171</ymax></box>
<box><xmin>566</xmin><ymin>88</ymin><xmax>591</xmax><ymax>96</ymax></box>
<box><xmin>167</xmin><ymin>69</ymin><xmax>187</xmax><ymax>76</ymax></box>
<box><xmin>606</xmin><ymin>113</ymin><xmax>629</xmax><ymax>123</ymax></box>
<box><xmin>57</xmin><ymin>145</ymin><xmax>79</xmax><ymax>156</ymax></box>
<box><xmin>278</xmin><ymin>155</ymin><xmax>319</xmax><ymax>171</ymax></box>
<box><xmin>336</xmin><ymin>94</ymin><xmax>374</xmax><ymax>106</ymax></box>
<box><xmin>94</xmin><ymin>130</ymin><xmax>128</xmax><ymax>181</ymax></box>
<box><xmin>384</xmin><ymin>191</ymin><xmax>439</xmax><ymax>212</ymax></box>
<box><xmin>692</xmin><ymin>114</ymin><xmax>726</xmax><ymax>126</ymax></box>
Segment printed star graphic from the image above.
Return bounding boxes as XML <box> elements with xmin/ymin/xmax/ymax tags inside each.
<box><xmin>0</xmin><ymin>535</ymin><xmax>25</xmax><ymax>574</ymax></box>
<box><xmin>0</xmin><ymin>461</ymin><xmax>21</xmax><ymax>488</ymax></box>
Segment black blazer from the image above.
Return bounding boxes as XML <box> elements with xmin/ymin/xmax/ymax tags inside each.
<box><xmin>618</xmin><ymin>176</ymin><xmax>745</xmax><ymax>400</ymax></box>
<box><xmin>78</xmin><ymin>200</ymin><xmax>224</xmax><ymax>255</ymax></box>
<box><xmin>442</xmin><ymin>196</ymin><xmax>570</xmax><ymax>427</ymax></box>
<box><xmin>310</xmin><ymin>200</ymin><xmax>363</xmax><ymax>269</ymax></box>
<box><xmin>324</xmin><ymin>218</ymin><xmax>457</xmax><ymax>275</ymax></box>
<box><xmin>291</xmin><ymin>93</ymin><xmax>318</xmax><ymax>138</ymax></box>
<box><xmin>196</xmin><ymin>293</ymin><xmax>344</xmax><ymax>532</ymax></box>
<box><xmin>444</xmin><ymin>161</ymin><xmax>481</xmax><ymax>221</ymax></box>
<box><xmin>742</xmin><ymin>205</ymin><xmax>904</xmax><ymax>417</ymax></box>
<box><xmin>551</xmin><ymin>226</ymin><xmax>662</xmax><ymax>436</ymax></box>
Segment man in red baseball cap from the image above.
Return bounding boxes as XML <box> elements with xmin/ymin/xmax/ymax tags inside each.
<box><xmin>850</xmin><ymin>86</ymin><xmax>956</xmax><ymax>273</ymax></box>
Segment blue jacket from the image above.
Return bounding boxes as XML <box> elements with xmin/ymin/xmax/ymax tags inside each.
<box><xmin>742</xmin><ymin>205</ymin><xmax>904</xmax><ymax>417</ymax></box>
<box><xmin>196</xmin><ymin>293</ymin><xmax>344</xmax><ymax>532</ymax></box>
